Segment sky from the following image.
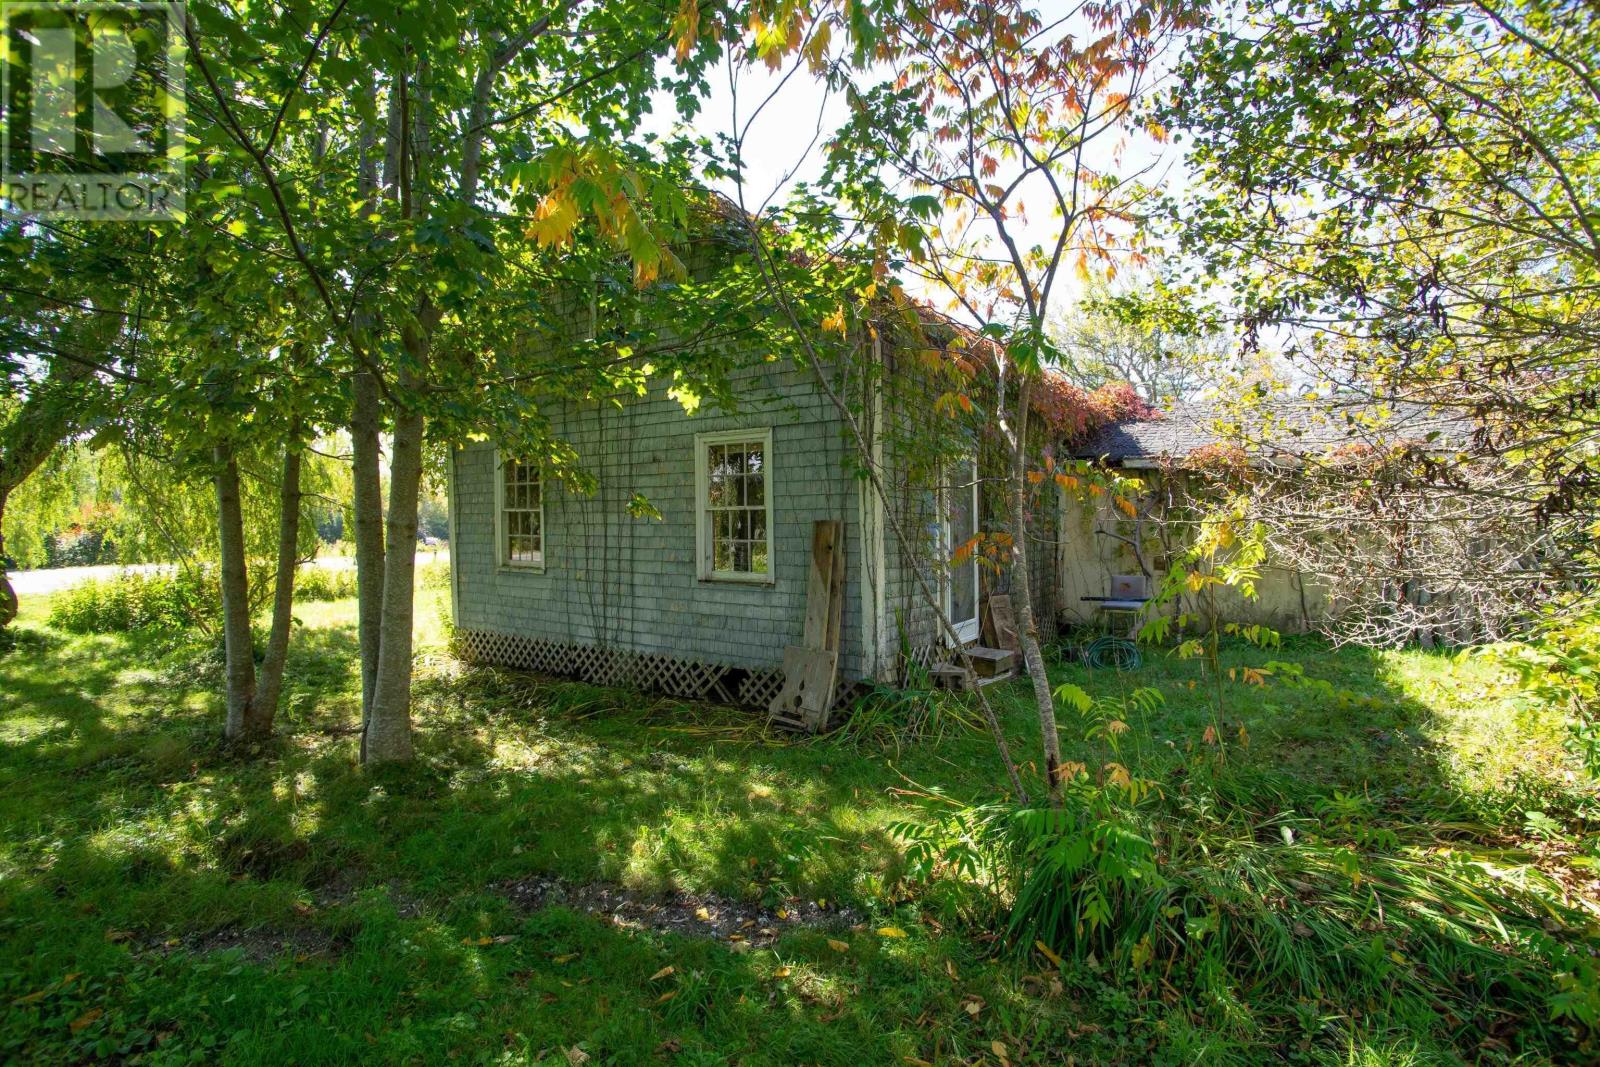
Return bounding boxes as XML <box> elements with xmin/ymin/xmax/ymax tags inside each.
<box><xmin>640</xmin><ymin>3</ymin><xmax>1201</xmax><ymax>320</ymax></box>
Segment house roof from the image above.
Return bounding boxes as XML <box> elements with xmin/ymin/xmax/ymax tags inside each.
<box><xmin>1075</xmin><ymin>396</ymin><xmax>1473</xmax><ymax>463</ymax></box>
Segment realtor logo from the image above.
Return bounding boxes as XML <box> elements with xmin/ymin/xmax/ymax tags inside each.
<box><xmin>2</xmin><ymin>1</ymin><xmax>185</xmax><ymax>220</ymax></box>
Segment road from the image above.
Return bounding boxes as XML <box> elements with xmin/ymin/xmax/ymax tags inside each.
<box><xmin>6</xmin><ymin>550</ymin><xmax>448</xmax><ymax>600</ymax></box>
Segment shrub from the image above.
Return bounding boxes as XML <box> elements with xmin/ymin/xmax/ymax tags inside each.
<box><xmin>49</xmin><ymin>568</ymin><xmax>219</xmax><ymax>634</ymax></box>
<box><xmin>294</xmin><ymin>565</ymin><xmax>358</xmax><ymax>602</ymax></box>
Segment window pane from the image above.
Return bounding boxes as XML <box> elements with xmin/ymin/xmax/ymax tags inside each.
<box><xmin>708</xmin><ymin>476</ymin><xmax>730</xmax><ymax>507</ymax></box>
<box><xmin>713</xmin><ymin>539</ymin><xmax>732</xmax><ymax>572</ymax></box>
<box><xmin>732</xmin><ymin>511</ymin><xmax>748</xmax><ymax>540</ymax></box>
<box><xmin>750</xmin><ymin>511</ymin><xmax>765</xmax><ymax>542</ymax></box>
<box><xmin>746</xmin><ymin>472</ymin><xmax>763</xmax><ymax>506</ymax></box>
<box><xmin>752</xmin><ymin>542</ymin><xmax>768</xmax><ymax>574</ymax></box>
<box><xmin>746</xmin><ymin>445</ymin><xmax>763</xmax><ymax>474</ymax></box>
<box><xmin>733</xmin><ymin>540</ymin><xmax>751</xmax><ymax>572</ymax></box>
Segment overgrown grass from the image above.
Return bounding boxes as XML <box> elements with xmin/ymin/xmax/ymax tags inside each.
<box><xmin>1</xmin><ymin>590</ymin><xmax>1595</xmax><ymax>1063</ymax></box>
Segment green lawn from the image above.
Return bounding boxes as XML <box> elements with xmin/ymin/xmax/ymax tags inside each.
<box><xmin>0</xmin><ymin>588</ymin><xmax>1594</xmax><ymax>1064</ymax></box>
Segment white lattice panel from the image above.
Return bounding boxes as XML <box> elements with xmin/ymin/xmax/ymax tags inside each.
<box><xmin>458</xmin><ymin>629</ymin><xmax>863</xmax><ymax>723</ymax></box>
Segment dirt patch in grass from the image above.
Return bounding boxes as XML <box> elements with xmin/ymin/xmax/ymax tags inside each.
<box><xmin>498</xmin><ymin>875</ymin><xmax>861</xmax><ymax>948</ymax></box>
<box><xmin>139</xmin><ymin>924</ymin><xmax>341</xmax><ymax>965</ymax></box>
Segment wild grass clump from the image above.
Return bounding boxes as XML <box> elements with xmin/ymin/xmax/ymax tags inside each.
<box><xmin>893</xmin><ymin>761</ymin><xmax>1600</xmax><ymax>1060</ymax></box>
<box><xmin>835</xmin><ymin>674</ymin><xmax>982</xmax><ymax>753</ymax></box>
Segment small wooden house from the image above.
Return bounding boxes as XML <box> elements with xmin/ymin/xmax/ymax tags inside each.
<box><xmin>445</xmin><ymin>334</ymin><xmax>1064</xmax><ymax>722</ymax></box>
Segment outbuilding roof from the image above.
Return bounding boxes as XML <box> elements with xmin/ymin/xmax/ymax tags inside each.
<box><xmin>1075</xmin><ymin>397</ymin><xmax>1471</xmax><ymax>463</ymax></box>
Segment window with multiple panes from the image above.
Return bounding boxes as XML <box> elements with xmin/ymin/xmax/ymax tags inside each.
<box><xmin>497</xmin><ymin>454</ymin><xmax>543</xmax><ymax>567</ymax></box>
<box><xmin>696</xmin><ymin>430</ymin><xmax>773</xmax><ymax>581</ymax></box>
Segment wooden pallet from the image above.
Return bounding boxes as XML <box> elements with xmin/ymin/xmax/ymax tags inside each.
<box><xmin>768</xmin><ymin>520</ymin><xmax>846</xmax><ymax>732</ymax></box>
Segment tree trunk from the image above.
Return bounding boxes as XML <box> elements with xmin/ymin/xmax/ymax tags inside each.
<box><xmin>1007</xmin><ymin>377</ymin><xmax>1064</xmax><ymax>804</ymax></box>
<box><xmin>351</xmin><ymin>371</ymin><xmax>385</xmax><ymax>753</ymax></box>
<box><xmin>215</xmin><ymin>444</ymin><xmax>259</xmax><ymax>741</ymax></box>
<box><xmin>251</xmin><ymin>443</ymin><xmax>302</xmax><ymax>734</ymax></box>
<box><xmin>362</xmin><ymin>359</ymin><xmax>426</xmax><ymax>764</ymax></box>
<box><xmin>0</xmin><ymin>332</ymin><xmax>108</xmax><ymax>630</ymax></box>
<box><xmin>0</xmin><ymin>487</ymin><xmax>16</xmax><ymax>629</ymax></box>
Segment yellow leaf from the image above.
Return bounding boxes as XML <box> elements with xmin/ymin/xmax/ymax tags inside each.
<box><xmin>1105</xmin><ymin>762</ymin><xmax>1132</xmax><ymax>789</ymax></box>
<box><xmin>1106</xmin><ymin>719</ymin><xmax>1130</xmax><ymax>735</ymax></box>
<box><xmin>1034</xmin><ymin>940</ymin><xmax>1064</xmax><ymax>967</ymax></box>
<box><xmin>527</xmin><ymin>189</ymin><xmax>580</xmax><ymax>247</ymax></box>
<box><xmin>827</xmin><ymin>939</ymin><xmax>850</xmax><ymax>953</ymax></box>
<box><xmin>1202</xmin><ymin>725</ymin><xmax>1218</xmax><ymax>745</ymax></box>
<box><xmin>963</xmin><ymin>998</ymin><xmax>983</xmax><ymax>1017</ymax></box>
<box><xmin>694</xmin><ymin>907</ymin><xmax>711</xmax><ymax>921</ymax></box>
<box><xmin>992</xmin><ymin>1040</ymin><xmax>1008</xmax><ymax>1058</ymax></box>
<box><xmin>649</xmin><ymin>966</ymin><xmax>675</xmax><ymax>981</ymax></box>
<box><xmin>654</xmin><ymin>990</ymin><xmax>676</xmax><ymax>1005</ymax></box>
<box><xmin>773</xmin><ymin>965</ymin><xmax>792</xmax><ymax>978</ymax></box>
<box><xmin>553</xmin><ymin>953</ymin><xmax>579</xmax><ymax>964</ymax></box>
<box><xmin>876</xmin><ymin>926</ymin><xmax>908</xmax><ymax>939</ymax></box>
<box><xmin>822</xmin><ymin>306</ymin><xmax>847</xmax><ymax>336</ymax></box>
<box><xmin>70</xmin><ymin>1007</ymin><xmax>102</xmax><ymax>1032</ymax></box>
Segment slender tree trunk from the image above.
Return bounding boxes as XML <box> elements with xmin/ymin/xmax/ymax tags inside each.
<box><xmin>251</xmin><ymin>443</ymin><xmax>302</xmax><ymax>734</ymax></box>
<box><xmin>1007</xmin><ymin>377</ymin><xmax>1063</xmax><ymax>804</ymax></box>
<box><xmin>362</xmin><ymin>359</ymin><xmax>426</xmax><ymax>764</ymax></box>
<box><xmin>351</xmin><ymin>371</ymin><xmax>385</xmax><ymax>752</ymax></box>
<box><xmin>0</xmin><ymin>487</ymin><xmax>15</xmax><ymax>629</ymax></box>
<box><xmin>215</xmin><ymin>444</ymin><xmax>259</xmax><ymax>741</ymax></box>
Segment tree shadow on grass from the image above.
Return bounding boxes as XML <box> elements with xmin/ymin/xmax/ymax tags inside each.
<box><xmin>3</xmin><ymin>618</ymin><xmax>1592</xmax><ymax>1064</ymax></box>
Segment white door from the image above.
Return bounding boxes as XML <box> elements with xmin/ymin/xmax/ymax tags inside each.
<box><xmin>944</xmin><ymin>458</ymin><xmax>980</xmax><ymax>644</ymax></box>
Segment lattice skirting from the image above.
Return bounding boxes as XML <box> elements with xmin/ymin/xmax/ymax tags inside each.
<box><xmin>455</xmin><ymin>628</ymin><xmax>863</xmax><ymax>717</ymax></box>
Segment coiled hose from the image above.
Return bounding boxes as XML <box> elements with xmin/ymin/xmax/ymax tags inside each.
<box><xmin>1083</xmin><ymin>634</ymin><xmax>1142</xmax><ymax>671</ymax></box>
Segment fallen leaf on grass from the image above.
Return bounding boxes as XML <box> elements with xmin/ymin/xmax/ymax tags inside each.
<box><xmin>827</xmin><ymin>939</ymin><xmax>849</xmax><ymax>953</ymax></box>
<box><xmin>694</xmin><ymin>907</ymin><xmax>711</xmax><ymax>921</ymax></box>
<box><xmin>654</xmin><ymin>990</ymin><xmax>676</xmax><ymax>1005</ymax></box>
<box><xmin>876</xmin><ymin>926</ymin><xmax>908</xmax><ymax>939</ymax></box>
<box><xmin>649</xmin><ymin>965</ymin><xmax>675</xmax><ymax>981</ymax></box>
<box><xmin>772</xmin><ymin>966</ymin><xmax>792</xmax><ymax>979</ymax></box>
<box><xmin>565</xmin><ymin>1047</ymin><xmax>589</xmax><ymax>1066</ymax></box>
<box><xmin>1034</xmin><ymin>940</ymin><xmax>1064</xmax><ymax>967</ymax></box>
<box><xmin>552</xmin><ymin>953</ymin><xmax>579</xmax><ymax>964</ymax></box>
<box><xmin>70</xmin><ymin>1008</ymin><xmax>103</xmax><ymax>1032</ymax></box>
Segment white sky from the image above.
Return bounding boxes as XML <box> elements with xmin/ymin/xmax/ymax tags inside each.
<box><xmin>642</xmin><ymin>4</ymin><xmax>1200</xmax><ymax>320</ymax></box>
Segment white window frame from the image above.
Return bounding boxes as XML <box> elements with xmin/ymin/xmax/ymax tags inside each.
<box><xmin>494</xmin><ymin>449</ymin><xmax>545</xmax><ymax>572</ymax></box>
<box><xmin>695</xmin><ymin>427</ymin><xmax>776</xmax><ymax>584</ymax></box>
<box><xmin>942</xmin><ymin>456</ymin><xmax>981</xmax><ymax>644</ymax></box>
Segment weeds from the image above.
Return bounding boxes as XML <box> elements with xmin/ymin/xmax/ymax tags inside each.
<box><xmin>893</xmin><ymin>758</ymin><xmax>1600</xmax><ymax>1059</ymax></box>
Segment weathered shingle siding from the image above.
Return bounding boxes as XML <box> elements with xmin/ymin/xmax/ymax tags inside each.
<box><xmin>452</xmin><ymin>360</ymin><xmax>869</xmax><ymax>680</ymax></box>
